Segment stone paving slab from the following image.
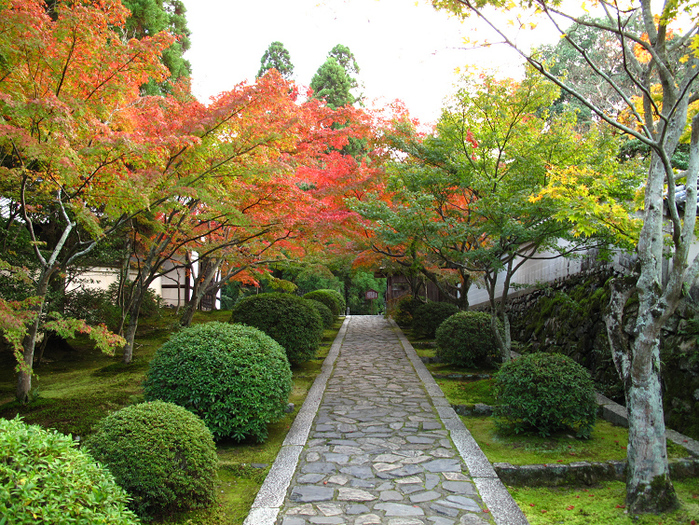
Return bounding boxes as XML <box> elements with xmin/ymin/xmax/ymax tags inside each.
<box><xmin>244</xmin><ymin>316</ymin><xmax>528</xmax><ymax>525</ymax></box>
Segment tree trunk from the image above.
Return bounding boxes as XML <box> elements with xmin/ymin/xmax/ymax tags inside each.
<box><xmin>608</xmin><ymin>289</ymin><xmax>679</xmax><ymax>513</ymax></box>
<box><xmin>122</xmin><ymin>285</ymin><xmax>144</xmax><ymax>364</ymax></box>
<box><xmin>605</xmin><ymin>155</ymin><xmax>681</xmax><ymax>512</ymax></box>
<box><xmin>16</xmin><ymin>273</ymin><xmax>51</xmax><ymax>403</ymax></box>
<box><xmin>625</xmin><ymin>344</ymin><xmax>678</xmax><ymax>513</ymax></box>
<box><xmin>180</xmin><ymin>257</ymin><xmax>220</xmax><ymax>327</ymax></box>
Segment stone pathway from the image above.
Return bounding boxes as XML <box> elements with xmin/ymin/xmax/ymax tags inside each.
<box><xmin>244</xmin><ymin>316</ymin><xmax>528</xmax><ymax>525</ymax></box>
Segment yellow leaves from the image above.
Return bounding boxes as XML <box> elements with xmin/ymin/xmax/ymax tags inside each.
<box><xmin>634</xmin><ymin>43</ymin><xmax>652</xmax><ymax>64</ymax></box>
<box><xmin>533</xmin><ymin>165</ymin><xmax>642</xmax><ymax>248</ymax></box>
<box><xmin>690</xmin><ymin>34</ymin><xmax>699</xmax><ymax>57</ymax></box>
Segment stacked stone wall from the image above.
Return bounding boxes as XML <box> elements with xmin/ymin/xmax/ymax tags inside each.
<box><xmin>497</xmin><ymin>269</ymin><xmax>699</xmax><ymax>440</ymax></box>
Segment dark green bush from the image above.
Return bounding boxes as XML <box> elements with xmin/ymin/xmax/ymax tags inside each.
<box><xmin>63</xmin><ymin>287</ymin><xmax>122</xmax><ymax>332</ymax></box>
<box><xmin>436</xmin><ymin>311</ymin><xmax>502</xmax><ymax>368</ymax></box>
<box><xmin>412</xmin><ymin>301</ymin><xmax>459</xmax><ymax>338</ymax></box>
<box><xmin>303</xmin><ymin>289</ymin><xmax>345</xmax><ymax>317</ymax></box>
<box><xmin>494</xmin><ymin>352</ymin><xmax>597</xmax><ymax>438</ymax></box>
<box><xmin>0</xmin><ymin>417</ymin><xmax>139</xmax><ymax>525</ymax></box>
<box><xmin>143</xmin><ymin>322</ymin><xmax>292</xmax><ymax>441</ymax></box>
<box><xmin>231</xmin><ymin>293</ymin><xmax>323</xmax><ymax>364</ymax></box>
<box><xmin>308</xmin><ymin>298</ymin><xmax>334</xmax><ymax>329</ymax></box>
<box><xmin>392</xmin><ymin>295</ymin><xmax>424</xmax><ymax>327</ymax></box>
<box><xmin>84</xmin><ymin>401</ymin><xmax>217</xmax><ymax>520</ymax></box>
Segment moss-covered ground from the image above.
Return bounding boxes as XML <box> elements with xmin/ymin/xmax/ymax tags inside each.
<box><xmin>511</xmin><ymin>479</ymin><xmax>699</xmax><ymax>524</ymax></box>
<box><xmin>0</xmin><ymin>309</ymin><xmax>344</xmax><ymax>525</ymax></box>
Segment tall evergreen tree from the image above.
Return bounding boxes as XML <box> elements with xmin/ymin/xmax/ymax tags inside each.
<box><xmin>257</xmin><ymin>41</ymin><xmax>294</xmax><ymax>79</ymax></box>
<box><xmin>310</xmin><ymin>44</ymin><xmax>361</xmax><ymax>108</ymax></box>
<box><xmin>122</xmin><ymin>0</ymin><xmax>192</xmax><ymax>95</ymax></box>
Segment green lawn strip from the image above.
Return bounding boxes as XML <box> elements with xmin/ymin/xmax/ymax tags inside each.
<box><xmin>0</xmin><ymin>311</ymin><xmax>344</xmax><ymax>525</ymax></box>
<box><xmin>460</xmin><ymin>415</ymin><xmax>688</xmax><ymax>465</ymax></box>
<box><xmin>436</xmin><ymin>377</ymin><xmax>497</xmax><ymax>406</ymax></box>
<box><xmin>509</xmin><ymin>478</ymin><xmax>699</xmax><ymax>524</ymax></box>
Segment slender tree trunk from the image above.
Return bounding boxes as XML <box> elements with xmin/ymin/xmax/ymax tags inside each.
<box><xmin>16</xmin><ymin>272</ymin><xmax>51</xmax><ymax>403</ymax></box>
<box><xmin>486</xmin><ymin>260</ymin><xmax>514</xmax><ymax>362</ymax></box>
<box><xmin>180</xmin><ymin>257</ymin><xmax>220</xmax><ymax>327</ymax></box>
<box><xmin>122</xmin><ymin>285</ymin><xmax>144</xmax><ymax>364</ymax></box>
<box><xmin>458</xmin><ymin>271</ymin><xmax>470</xmax><ymax>310</ymax></box>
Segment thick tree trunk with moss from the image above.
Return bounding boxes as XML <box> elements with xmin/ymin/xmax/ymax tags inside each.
<box><xmin>607</xmin><ymin>277</ymin><xmax>679</xmax><ymax>513</ymax></box>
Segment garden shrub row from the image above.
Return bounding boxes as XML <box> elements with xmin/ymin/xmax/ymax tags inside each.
<box><xmin>303</xmin><ymin>288</ymin><xmax>345</xmax><ymax>317</ymax></box>
<box><xmin>2</xmin><ymin>289</ymin><xmax>342</xmax><ymax>523</ymax></box>
<box><xmin>400</xmin><ymin>299</ymin><xmax>597</xmax><ymax>438</ymax></box>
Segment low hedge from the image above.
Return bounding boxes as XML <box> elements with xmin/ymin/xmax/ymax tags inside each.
<box><xmin>307</xmin><ymin>298</ymin><xmax>335</xmax><ymax>328</ymax></box>
<box><xmin>0</xmin><ymin>417</ymin><xmax>139</xmax><ymax>524</ymax></box>
<box><xmin>494</xmin><ymin>352</ymin><xmax>597</xmax><ymax>438</ymax></box>
<box><xmin>436</xmin><ymin>311</ymin><xmax>502</xmax><ymax>368</ymax></box>
<box><xmin>412</xmin><ymin>301</ymin><xmax>459</xmax><ymax>338</ymax></box>
<box><xmin>303</xmin><ymin>289</ymin><xmax>345</xmax><ymax>317</ymax></box>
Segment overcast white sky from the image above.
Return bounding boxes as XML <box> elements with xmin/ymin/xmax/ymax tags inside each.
<box><xmin>181</xmin><ymin>0</ymin><xmax>556</xmax><ymax>126</ymax></box>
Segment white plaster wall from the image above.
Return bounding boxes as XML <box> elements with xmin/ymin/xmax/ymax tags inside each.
<box><xmin>467</xmin><ymin>247</ymin><xmax>594</xmax><ymax>309</ymax></box>
<box><xmin>66</xmin><ymin>268</ymin><xmax>164</xmax><ymax>300</ymax></box>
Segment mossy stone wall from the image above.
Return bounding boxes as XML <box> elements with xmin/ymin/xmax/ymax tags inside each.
<box><xmin>505</xmin><ymin>269</ymin><xmax>699</xmax><ymax>440</ymax></box>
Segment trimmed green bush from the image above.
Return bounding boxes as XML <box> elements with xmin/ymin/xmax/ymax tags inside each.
<box><xmin>412</xmin><ymin>301</ymin><xmax>459</xmax><ymax>338</ymax></box>
<box><xmin>303</xmin><ymin>289</ymin><xmax>346</xmax><ymax>317</ymax></box>
<box><xmin>143</xmin><ymin>322</ymin><xmax>292</xmax><ymax>441</ymax></box>
<box><xmin>0</xmin><ymin>417</ymin><xmax>139</xmax><ymax>525</ymax></box>
<box><xmin>436</xmin><ymin>311</ymin><xmax>502</xmax><ymax>368</ymax></box>
<box><xmin>308</xmin><ymin>298</ymin><xmax>334</xmax><ymax>329</ymax></box>
<box><xmin>494</xmin><ymin>352</ymin><xmax>597</xmax><ymax>438</ymax></box>
<box><xmin>84</xmin><ymin>401</ymin><xmax>217</xmax><ymax>520</ymax></box>
<box><xmin>231</xmin><ymin>293</ymin><xmax>323</xmax><ymax>365</ymax></box>
<box><xmin>392</xmin><ymin>295</ymin><xmax>425</xmax><ymax>327</ymax></box>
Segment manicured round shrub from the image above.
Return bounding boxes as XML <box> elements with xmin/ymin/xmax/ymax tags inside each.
<box><xmin>143</xmin><ymin>322</ymin><xmax>292</xmax><ymax>441</ymax></box>
<box><xmin>84</xmin><ymin>401</ymin><xmax>217</xmax><ymax>520</ymax></box>
<box><xmin>412</xmin><ymin>301</ymin><xmax>459</xmax><ymax>338</ymax></box>
<box><xmin>308</xmin><ymin>298</ymin><xmax>334</xmax><ymax>329</ymax></box>
<box><xmin>303</xmin><ymin>289</ymin><xmax>345</xmax><ymax>317</ymax></box>
<box><xmin>494</xmin><ymin>352</ymin><xmax>597</xmax><ymax>438</ymax></box>
<box><xmin>436</xmin><ymin>311</ymin><xmax>502</xmax><ymax>368</ymax></box>
<box><xmin>392</xmin><ymin>295</ymin><xmax>425</xmax><ymax>327</ymax></box>
<box><xmin>0</xmin><ymin>417</ymin><xmax>139</xmax><ymax>525</ymax></box>
<box><xmin>231</xmin><ymin>293</ymin><xmax>323</xmax><ymax>364</ymax></box>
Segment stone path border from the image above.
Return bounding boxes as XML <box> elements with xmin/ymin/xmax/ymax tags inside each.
<box><xmin>244</xmin><ymin>317</ymin><xmax>350</xmax><ymax>525</ymax></box>
<box><xmin>390</xmin><ymin>319</ymin><xmax>527</xmax><ymax>525</ymax></box>
<box><xmin>243</xmin><ymin>316</ymin><xmax>528</xmax><ymax>525</ymax></box>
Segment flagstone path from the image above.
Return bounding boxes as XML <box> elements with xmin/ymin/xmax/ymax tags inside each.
<box><xmin>244</xmin><ymin>316</ymin><xmax>528</xmax><ymax>525</ymax></box>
